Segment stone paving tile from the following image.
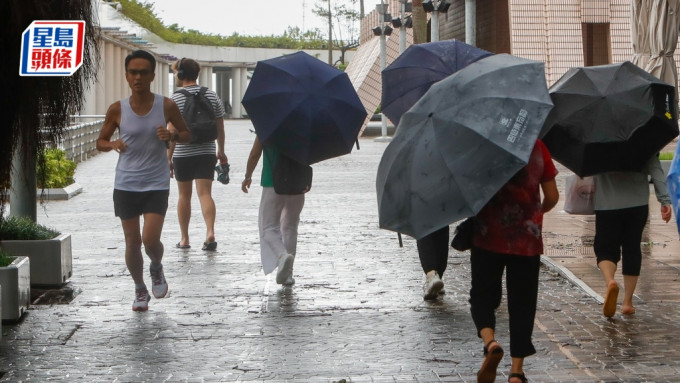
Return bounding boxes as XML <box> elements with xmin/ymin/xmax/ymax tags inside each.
<box><xmin>1</xmin><ymin>121</ymin><xmax>680</xmax><ymax>382</ymax></box>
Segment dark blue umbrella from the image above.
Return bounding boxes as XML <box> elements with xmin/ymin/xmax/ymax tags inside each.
<box><xmin>242</xmin><ymin>51</ymin><xmax>367</xmax><ymax>165</ymax></box>
<box><xmin>381</xmin><ymin>39</ymin><xmax>492</xmax><ymax>126</ymax></box>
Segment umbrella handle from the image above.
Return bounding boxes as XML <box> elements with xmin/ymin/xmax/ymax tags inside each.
<box><xmin>355</xmin><ymin>138</ymin><xmax>360</xmax><ymax>150</ymax></box>
<box><xmin>398</xmin><ymin>232</ymin><xmax>403</xmax><ymax>248</ymax></box>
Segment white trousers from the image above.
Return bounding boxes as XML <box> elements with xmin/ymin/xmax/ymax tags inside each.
<box><xmin>258</xmin><ymin>187</ymin><xmax>305</xmax><ymax>275</ymax></box>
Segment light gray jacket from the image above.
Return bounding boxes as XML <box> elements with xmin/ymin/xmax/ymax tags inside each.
<box><xmin>594</xmin><ymin>155</ymin><xmax>671</xmax><ymax>211</ymax></box>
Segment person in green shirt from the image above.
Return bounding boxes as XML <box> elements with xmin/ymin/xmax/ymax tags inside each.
<box><xmin>241</xmin><ymin>136</ymin><xmax>305</xmax><ymax>285</ymax></box>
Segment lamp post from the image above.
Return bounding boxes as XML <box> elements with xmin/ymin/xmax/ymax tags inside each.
<box><xmin>373</xmin><ymin>1</ymin><xmax>392</xmax><ymax>142</ymax></box>
<box><xmin>392</xmin><ymin>0</ymin><xmax>413</xmax><ymax>53</ymax></box>
<box><xmin>422</xmin><ymin>0</ymin><xmax>450</xmax><ymax>42</ymax></box>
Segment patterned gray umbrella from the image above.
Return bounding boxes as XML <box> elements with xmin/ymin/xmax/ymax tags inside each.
<box><xmin>376</xmin><ymin>54</ymin><xmax>553</xmax><ymax>239</ymax></box>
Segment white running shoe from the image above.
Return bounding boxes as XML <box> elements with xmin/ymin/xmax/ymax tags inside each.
<box><xmin>423</xmin><ymin>273</ymin><xmax>444</xmax><ymax>300</ymax></box>
<box><xmin>132</xmin><ymin>288</ymin><xmax>151</xmax><ymax>312</ymax></box>
<box><xmin>276</xmin><ymin>254</ymin><xmax>294</xmax><ymax>285</ymax></box>
<box><xmin>150</xmin><ymin>264</ymin><xmax>168</xmax><ymax>298</ymax></box>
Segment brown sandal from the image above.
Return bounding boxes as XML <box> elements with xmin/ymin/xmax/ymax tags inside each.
<box><xmin>508</xmin><ymin>372</ymin><xmax>528</xmax><ymax>383</ymax></box>
<box><xmin>478</xmin><ymin>339</ymin><xmax>504</xmax><ymax>383</ymax></box>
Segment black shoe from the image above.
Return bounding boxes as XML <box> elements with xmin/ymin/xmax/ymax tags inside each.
<box><xmin>215</xmin><ymin>162</ymin><xmax>230</xmax><ymax>184</ymax></box>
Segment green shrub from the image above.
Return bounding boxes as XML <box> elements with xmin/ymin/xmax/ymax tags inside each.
<box><xmin>659</xmin><ymin>152</ymin><xmax>674</xmax><ymax>161</ymax></box>
<box><xmin>0</xmin><ymin>249</ymin><xmax>15</xmax><ymax>267</ymax></box>
<box><xmin>37</xmin><ymin>148</ymin><xmax>76</xmax><ymax>188</ymax></box>
<box><xmin>0</xmin><ymin>216</ymin><xmax>60</xmax><ymax>241</ymax></box>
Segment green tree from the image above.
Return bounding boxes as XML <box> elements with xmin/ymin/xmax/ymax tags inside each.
<box><xmin>313</xmin><ymin>0</ymin><xmax>361</xmax><ymax>66</ymax></box>
<box><xmin>0</xmin><ymin>0</ymin><xmax>100</xmax><ymax>225</ymax></box>
<box><xmin>117</xmin><ymin>0</ymin><xmax>328</xmax><ymax>49</ymax></box>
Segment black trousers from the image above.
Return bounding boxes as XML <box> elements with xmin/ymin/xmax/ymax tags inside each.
<box><xmin>594</xmin><ymin>205</ymin><xmax>648</xmax><ymax>276</ymax></box>
<box><xmin>416</xmin><ymin>226</ymin><xmax>449</xmax><ymax>277</ymax></box>
<box><xmin>469</xmin><ymin>247</ymin><xmax>540</xmax><ymax>358</ymax></box>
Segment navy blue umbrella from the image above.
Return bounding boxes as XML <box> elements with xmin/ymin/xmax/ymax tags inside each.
<box><xmin>242</xmin><ymin>51</ymin><xmax>367</xmax><ymax>165</ymax></box>
<box><xmin>381</xmin><ymin>39</ymin><xmax>492</xmax><ymax>126</ymax></box>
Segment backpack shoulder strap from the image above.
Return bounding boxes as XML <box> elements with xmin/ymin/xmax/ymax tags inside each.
<box><xmin>198</xmin><ymin>86</ymin><xmax>208</xmax><ymax>96</ymax></box>
<box><xmin>175</xmin><ymin>88</ymin><xmax>192</xmax><ymax>97</ymax></box>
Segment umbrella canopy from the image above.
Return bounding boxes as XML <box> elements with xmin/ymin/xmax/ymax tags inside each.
<box><xmin>541</xmin><ymin>61</ymin><xmax>678</xmax><ymax>177</ymax></box>
<box><xmin>381</xmin><ymin>39</ymin><xmax>492</xmax><ymax>126</ymax></box>
<box><xmin>242</xmin><ymin>51</ymin><xmax>367</xmax><ymax>165</ymax></box>
<box><xmin>376</xmin><ymin>54</ymin><xmax>553</xmax><ymax>239</ymax></box>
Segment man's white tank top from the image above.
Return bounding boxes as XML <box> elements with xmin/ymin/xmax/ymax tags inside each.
<box><xmin>114</xmin><ymin>94</ymin><xmax>170</xmax><ymax>191</ymax></box>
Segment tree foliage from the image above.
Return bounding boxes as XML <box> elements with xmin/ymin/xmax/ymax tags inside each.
<box><xmin>312</xmin><ymin>0</ymin><xmax>361</xmax><ymax>64</ymax></box>
<box><xmin>117</xmin><ymin>0</ymin><xmax>329</xmax><ymax>49</ymax></box>
<box><xmin>0</xmin><ymin>0</ymin><xmax>100</xmax><ymax>226</ymax></box>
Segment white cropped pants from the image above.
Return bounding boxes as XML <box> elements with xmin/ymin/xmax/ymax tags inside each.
<box><xmin>258</xmin><ymin>187</ymin><xmax>305</xmax><ymax>275</ymax></box>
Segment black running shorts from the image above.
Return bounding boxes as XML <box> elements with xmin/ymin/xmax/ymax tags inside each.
<box><xmin>113</xmin><ymin>189</ymin><xmax>169</xmax><ymax>220</ymax></box>
<box><xmin>173</xmin><ymin>154</ymin><xmax>216</xmax><ymax>181</ymax></box>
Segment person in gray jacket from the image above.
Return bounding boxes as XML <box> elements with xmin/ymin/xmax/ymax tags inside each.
<box><xmin>594</xmin><ymin>154</ymin><xmax>672</xmax><ymax>318</ymax></box>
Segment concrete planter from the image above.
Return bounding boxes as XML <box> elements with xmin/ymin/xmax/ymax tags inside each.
<box><xmin>0</xmin><ymin>234</ymin><xmax>72</xmax><ymax>287</ymax></box>
<box><xmin>0</xmin><ymin>256</ymin><xmax>30</xmax><ymax>322</ymax></box>
<box><xmin>37</xmin><ymin>183</ymin><xmax>82</xmax><ymax>201</ymax></box>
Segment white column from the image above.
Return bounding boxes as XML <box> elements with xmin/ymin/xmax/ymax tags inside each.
<box><xmin>121</xmin><ymin>48</ymin><xmax>131</xmax><ymax>99</ymax></box>
<box><xmin>231</xmin><ymin>67</ymin><xmax>242</xmax><ymax>118</ymax></box>
<box><xmin>81</xmin><ymin>74</ymin><xmax>97</xmax><ymax>115</ymax></box>
<box><xmin>200</xmin><ymin>65</ymin><xmax>212</xmax><ymax>89</ymax></box>
<box><xmin>160</xmin><ymin>62</ymin><xmax>169</xmax><ymax>97</ymax></box>
<box><xmin>104</xmin><ymin>42</ymin><xmax>115</xmax><ymax>109</ymax></box>
<box><xmin>113</xmin><ymin>45</ymin><xmax>123</xmax><ymax>101</ymax></box>
<box><xmin>95</xmin><ymin>40</ymin><xmax>106</xmax><ymax>115</ymax></box>
<box><xmin>240</xmin><ymin>66</ymin><xmax>248</xmax><ymax>101</ymax></box>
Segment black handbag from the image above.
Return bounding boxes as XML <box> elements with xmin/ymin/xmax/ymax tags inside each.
<box><xmin>272</xmin><ymin>154</ymin><xmax>313</xmax><ymax>195</ymax></box>
<box><xmin>450</xmin><ymin>217</ymin><xmax>475</xmax><ymax>251</ymax></box>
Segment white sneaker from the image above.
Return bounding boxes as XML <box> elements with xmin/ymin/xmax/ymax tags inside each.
<box><xmin>276</xmin><ymin>254</ymin><xmax>294</xmax><ymax>284</ymax></box>
<box><xmin>132</xmin><ymin>288</ymin><xmax>151</xmax><ymax>312</ymax></box>
<box><xmin>423</xmin><ymin>273</ymin><xmax>444</xmax><ymax>300</ymax></box>
<box><xmin>150</xmin><ymin>264</ymin><xmax>168</xmax><ymax>298</ymax></box>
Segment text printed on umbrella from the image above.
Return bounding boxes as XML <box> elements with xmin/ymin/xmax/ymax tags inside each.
<box><xmin>505</xmin><ymin>109</ymin><xmax>529</xmax><ymax>143</ymax></box>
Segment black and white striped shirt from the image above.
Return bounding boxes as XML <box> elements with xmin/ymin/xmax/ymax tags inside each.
<box><xmin>171</xmin><ymin>85</ymin><xmax>226</xmax><ymax>158</ymax></box>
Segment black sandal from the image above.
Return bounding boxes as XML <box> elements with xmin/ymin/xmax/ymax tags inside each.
<box><xmin>478</xmin><ymin>339</ymin><xmax>504</xmax><ymax>383</ymax></box>
<box><xmin>508</xmin><ymin>372</ymin><xmax>528</xmax><ymax>383</ymax></box>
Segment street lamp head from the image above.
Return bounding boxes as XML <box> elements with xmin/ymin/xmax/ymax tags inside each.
<box><xmin>372</xmin><ymin>26</ymin><xmax>383</xmax><ymax>36</ymax></box>
<box><xmin>391</xmin><ymin>17</ymin><xmax>402</xmax><ymax>28</ymax></box>
<box><xmin>438</xmin><ymin>0</ymin><xmax>451</xmax><ymax>12</ymax></box>
<box><xmin>404</xmin><ymin>15</ymin><xmax>413</xmax><ymax>28</ymax></box>
<box><xmin>376</xmin><ymin>3</ymin><xmax>388</xmax><ymax>15</ymax></box>
<box><xmin>422</xmin><ymin>0</ymin><xmax>434</xmax><ymax>12</ymax></box>
<box><xmin>383</xmin><ymin>25</ymin><xmax>393</xmax><ymax>36</ymax></box>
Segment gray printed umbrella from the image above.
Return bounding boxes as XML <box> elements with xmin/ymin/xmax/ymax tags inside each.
<box><xmin>376</xmin><ymin>54</ymin><xmax>553</xmax><ymax>239</ymax></box>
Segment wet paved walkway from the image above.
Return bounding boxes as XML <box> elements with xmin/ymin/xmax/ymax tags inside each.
<box><xmin>2</xmin><ymin>120</ymin><xmax>680</xmax><ymax>382</ymax></box>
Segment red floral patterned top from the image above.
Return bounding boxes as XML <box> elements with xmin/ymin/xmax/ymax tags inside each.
<box><xmin>472</xmin><ymin>140</ymin><xmax>558</xmax><ymax>256</ymax></box>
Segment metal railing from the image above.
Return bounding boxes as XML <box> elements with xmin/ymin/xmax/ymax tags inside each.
<box><xmin>60</xmin><ymin>116</ymin><xmax>106</xmax><ymax>163</ymax></box>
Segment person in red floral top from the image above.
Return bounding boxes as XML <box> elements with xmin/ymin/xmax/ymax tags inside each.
<box><xmin>470</xmin><ymin>139</ymin><xmax>559</xmax><ymax>383</ymax></box>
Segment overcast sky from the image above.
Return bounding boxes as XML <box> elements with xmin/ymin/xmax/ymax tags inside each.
<box><xmin>142</xmin><ymin>0</ymin><xmax>359</xmax><ymax>37</ymax></box>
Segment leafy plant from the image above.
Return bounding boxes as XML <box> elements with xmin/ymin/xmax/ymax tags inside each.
<box><xmin>117</xmin><ymin>0</ymin><xmax>329</xmax><ymax>49</ymax></box>
<box><xmin>37</xmin><ymin>148</ymin><xmax>76</xmax><ymax>189</ymax></box>
<box><xmin>0</xmin><ymin>249</ymin><xmax>15</xmax><ymax>267</ymax></box>
<box><xmin>0</xmin><ymin>216</ymin><xmax>60</xmax><ymax>241</ymax></box>
<box><xmin>659</xmin><ymin>152</ymin><xmax>674</xmax><ymax>160</ymax></box>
